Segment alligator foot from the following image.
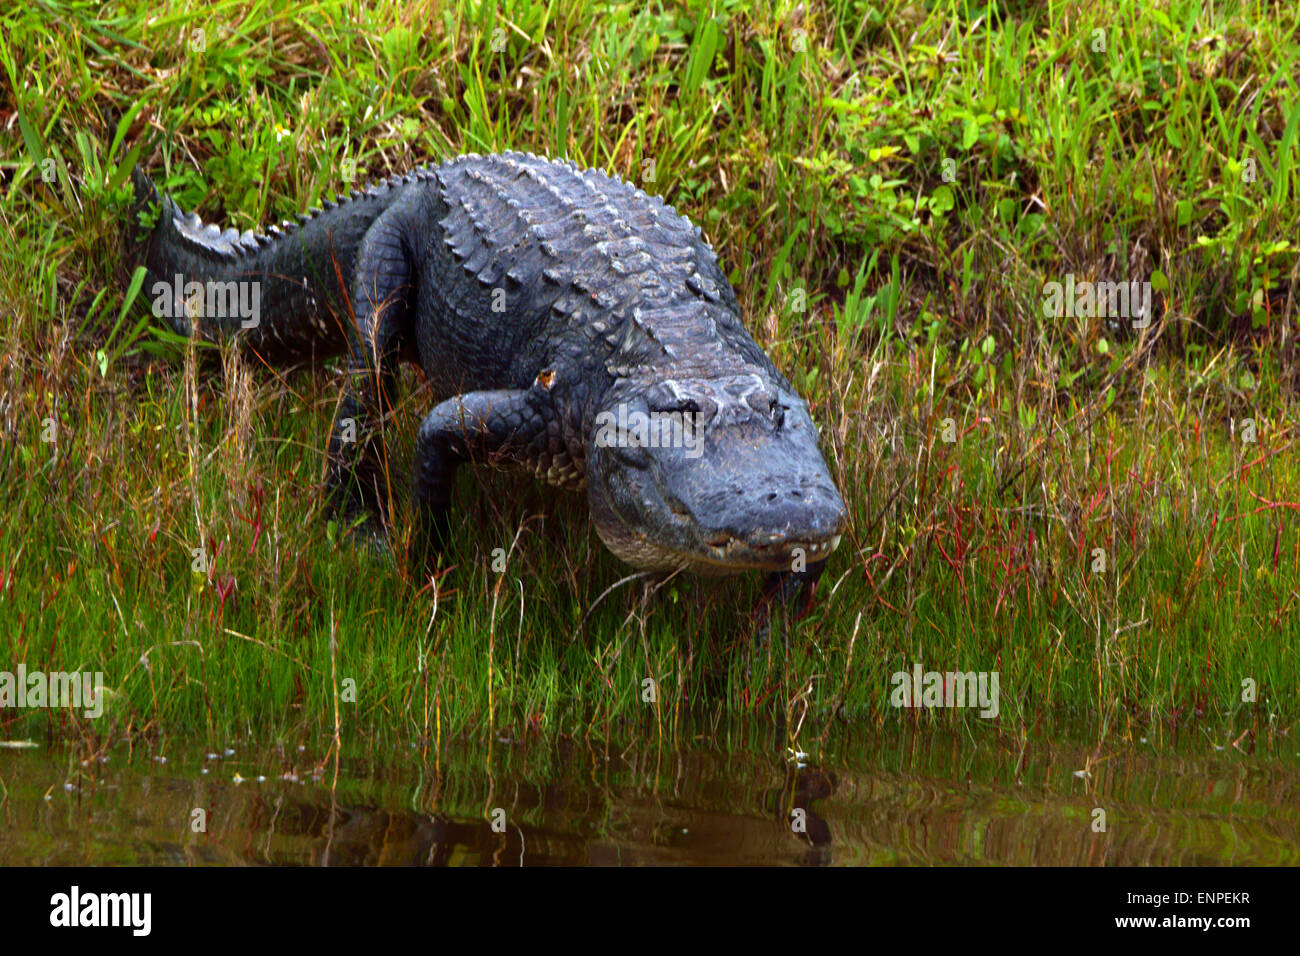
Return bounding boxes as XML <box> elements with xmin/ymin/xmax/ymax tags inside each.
<box><xmin>409</xmin><ymin>509</ymin><xmax>452</xmax><ymax>580</ymax></box>
<box><xmin>752</xmin><ymin>560</ymin><xmax>827</xmax><ymax>646</ymax></box>
<box><xmin>331</xmin><ymin>506</ymin><xmax>392</xmax><ymax>559</ymax></box>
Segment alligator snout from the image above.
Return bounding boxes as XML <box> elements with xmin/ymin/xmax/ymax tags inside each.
<box><xmin>698</xmin><ymin>478</ymin><xmax>847</xmax><ymax>568</ymax></box>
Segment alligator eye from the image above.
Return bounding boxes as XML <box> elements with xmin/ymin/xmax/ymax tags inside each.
<box><xmin>613</xmin><ymin>444</ymin><xmax>652</xmax><ymax>469</ymax></box>
<box><xmin>769</xmin><ymin>398</ymin><xmax>785</xmax><ymax>429</ymax></box>
<box><xmin>651</xmin><ymin>400</ymin><xmax>699</xmax><ymax>416</ymax></box>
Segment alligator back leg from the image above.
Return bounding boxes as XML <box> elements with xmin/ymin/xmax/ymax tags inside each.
<box><xmin>327</xmin><ymin>202</ymin><xmax>418</xmax><ymax>526</ymax></box>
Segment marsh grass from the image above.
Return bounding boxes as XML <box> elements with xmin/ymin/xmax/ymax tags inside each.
<box><xmin>0</xmin><ymin>0</ymin><xmax>1296</xmax><ymax>755</ymax></box>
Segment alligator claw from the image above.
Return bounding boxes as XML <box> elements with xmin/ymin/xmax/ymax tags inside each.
<box><xmin>409</xmin><ymin>515</ymin><xmax>450</xmax><ymax>580</ymax></box>
<box><xmin>342</xmin><ymin>512</ymin><xmax>391</xmax><ymax>559</ymax></box>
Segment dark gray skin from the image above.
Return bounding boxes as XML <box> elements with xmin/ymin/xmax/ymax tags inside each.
<box><xmin>127</xmin><ymin>152</ymin><xmax>847</xmax><ymax>599</ymax></box>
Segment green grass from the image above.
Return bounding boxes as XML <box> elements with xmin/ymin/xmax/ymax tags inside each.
<box><xmin>0</xmin><ymin>0</ymin><xmax>1297</xmax><ymax>753</ymax></box>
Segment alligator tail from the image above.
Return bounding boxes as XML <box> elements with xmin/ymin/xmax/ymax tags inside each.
<box><xmin>126</xmin><ymin>166</ymin><xmax>414</xmax><ymax>364</ymax></box>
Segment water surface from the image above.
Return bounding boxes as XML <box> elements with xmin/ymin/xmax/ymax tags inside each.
<box><xmin>1</xmin><ymin>722</ymin><xmax>1295</xmax><ymax>865</ymax></box>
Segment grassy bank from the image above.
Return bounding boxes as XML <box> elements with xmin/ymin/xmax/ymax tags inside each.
<box><xmin>0</xmin><ymin>0</ymin><xmax>1296</xmax><ymax>755</ymax></box>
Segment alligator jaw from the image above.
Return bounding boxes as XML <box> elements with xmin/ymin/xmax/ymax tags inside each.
<box><xmin>694</xmin><ymin>530</ymin><xmax>845</xmax><ymax>572</ymax></box>
<box><xmin>594</xmin><ymin>523</ymin><xmax>844</xmax><ymax>574</ymax></box>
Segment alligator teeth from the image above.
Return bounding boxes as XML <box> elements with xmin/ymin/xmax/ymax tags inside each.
<box><xmin>800</xmin><ymin>535</ymin><xmax>843</xmax><ymax>556</ymax></box>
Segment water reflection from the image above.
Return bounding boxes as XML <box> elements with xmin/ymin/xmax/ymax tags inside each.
<box><xmin>1</xmin><ymin>724</ymin><xmax>1295</xmax><ymax>865</ymax></box>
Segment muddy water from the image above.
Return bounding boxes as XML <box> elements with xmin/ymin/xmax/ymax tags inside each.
<box><xmin>1</xmin><ymin>724</ymin><xmax>1296</xmax><ymax>865</ymax></box>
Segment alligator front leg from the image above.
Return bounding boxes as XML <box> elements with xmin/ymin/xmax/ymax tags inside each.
<box><xmin>410</xmin><ymin>387</ymin><xmax>554</xmax><ymax>574</ymax></box>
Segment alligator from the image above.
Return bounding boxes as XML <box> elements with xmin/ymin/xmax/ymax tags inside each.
<box><xmin>126</xmin><ymin>151</ymin><xmax>847</xmax><ymax>599</ymax></box>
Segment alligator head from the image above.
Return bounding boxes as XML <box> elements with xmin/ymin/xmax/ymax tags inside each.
<box><xmin>585</xmin><ymin>369</ymin><xmax>848</xmax><ymax>573</ymax></box>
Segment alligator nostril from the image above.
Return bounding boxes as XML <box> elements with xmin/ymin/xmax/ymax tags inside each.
<box><xmin>766</xmin><ymin>492</ymin><xmax>778</xmax><ymax>501</ymax></box>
